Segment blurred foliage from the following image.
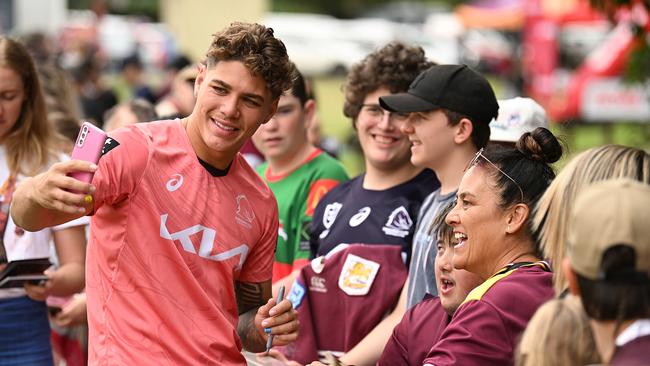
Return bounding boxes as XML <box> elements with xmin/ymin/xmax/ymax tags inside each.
<box><xmin>623</xmin><ymin>30</ymin><xmax>650</xmax><ymax>83</ymax></box>
<box><xmin>589</xmin><ymin>0</ymin><xmax>650</xmax><ymax>82</ymax></box>
<box><xmin>68</xmin><ymin>0</ymin><xmax>159</xmax><ymax>21</ymax></box>
<box><xmin>272</xmin><ymin>0</ymin><xmax>462</xmax><ymax>19</ymax></box>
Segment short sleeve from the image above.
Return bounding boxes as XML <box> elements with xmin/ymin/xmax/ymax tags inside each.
<box><xmin>91</xmin><ymin>127</ymin><xmax>150</xmax><ymax>211</ymax></box>
<box><xmin>422</xmin><ymin>300</ymin><xmax>512</xmax><ymax>366</ymax></box>
<box><xmin>378</xmin><ymin>309</ymin><xmax>412</xmax><ymax>366</ymax></box>
<box><xmin>238</xmin><ymin>200</ymin><xmax>279</xmax><ymax>283</ymax></box>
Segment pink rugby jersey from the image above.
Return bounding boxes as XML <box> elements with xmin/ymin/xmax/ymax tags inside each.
<box><xmin>86</xmin><ymin>120</ymin><xmax>278</xmax><ymax>365</ymax></box>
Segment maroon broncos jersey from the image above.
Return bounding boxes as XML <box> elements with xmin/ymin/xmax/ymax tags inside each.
<box><xmin>281</xmin><ymin>244</ymin><xmax>407</xmax><ymax>364</ymax></box>
<box><xmin>378</xmin><ymin>295</ymin><xmax>450</xmax><ymax>366</ymax></box>
<box><xmin>423</xmin><ymin>262</ymin><xmax>553</xmax><ymax>366</ymax></box>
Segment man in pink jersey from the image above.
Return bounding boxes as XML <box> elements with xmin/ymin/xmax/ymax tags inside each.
<box><xmin>11</xmin><ymin>22</ymin><xmax>299</xmax><ymax>365</ymax></box>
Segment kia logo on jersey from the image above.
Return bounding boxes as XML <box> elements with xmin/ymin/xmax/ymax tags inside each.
<box><xmin>159</xmin><ymin>213</ymin><xmax>249</xmax><ymax>270</ymax></box>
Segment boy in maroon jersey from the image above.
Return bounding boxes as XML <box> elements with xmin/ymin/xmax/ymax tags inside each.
<box><xmin>377</xmin><ymin>202</ymin><xmax>482</xmax><ymax>366</ymax></box>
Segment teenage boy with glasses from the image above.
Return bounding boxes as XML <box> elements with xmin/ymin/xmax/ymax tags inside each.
<box><xmin>294</xmin><ymin>42</ymin><xmax>439</xmax><ymax>366</ymax></box>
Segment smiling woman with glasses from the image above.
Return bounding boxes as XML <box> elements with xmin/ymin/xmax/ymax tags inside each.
<box><xmin>421</xmin><ymin>127</ymin><xmax>563</xmax><ymax>366</ymax></box>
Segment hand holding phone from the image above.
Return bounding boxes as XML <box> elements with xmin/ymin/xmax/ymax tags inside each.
<box><xmin>68</xmin><ymin>122</ymin><xmax>107</xmax><ymax>184</ymax></box>
<box><xmin>47</xmin><ymin>296</ymin><xmax>71</xmax><ymax>316</ymax></box>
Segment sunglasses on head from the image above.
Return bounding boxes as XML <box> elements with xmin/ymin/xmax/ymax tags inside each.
<box><xmin>465</xmin><ymin>148</ymin><xmax>525</xmax><ymax>203</ymax></box>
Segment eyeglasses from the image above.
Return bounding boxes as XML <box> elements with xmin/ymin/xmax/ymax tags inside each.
<box><xmin>465</xmin><ymin>148</ymin><xmax>525</xmax><ymax>203</ymax></box>
<box><xmin>360</xmin><ymin>104</ymin><xmax>410</xmax><ymax>122</ymax></box>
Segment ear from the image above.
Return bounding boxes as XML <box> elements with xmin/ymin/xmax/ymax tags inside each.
<box><xmin>194</xmin><ymin>63</ymin><xmax>207</xmax><ymax>98</ymax></box>
<box><xmin>454</xmin><ymin>117</ymin><xmax>473</xmax><ymax>144</ymax></box>
<box><xmin>505</xmin><ymin>203</ymin><xmax>530</xmax><ymax>234</ymax></box>
<box><xmin>562</xmin><ymin>257</ymin><xmax>581</xmax><ymax>296</ymax></box>
<box><xmin>261</xmin><ymin>98</ymin><xmax>279</xmax><ymax>125</ymax></box>
<box><xmin>303</xmin><ymin>99</ymin><xmax>316</xmax><ymax>129</ymax></box>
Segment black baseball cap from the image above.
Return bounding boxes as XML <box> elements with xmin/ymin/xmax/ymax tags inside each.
<box><xmin>379</xmin><ymin>64</ymin><xmax>499</xmax><ymax>124</ymax></box>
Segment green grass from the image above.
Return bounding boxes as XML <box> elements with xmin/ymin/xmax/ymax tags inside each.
<box><xmin>311</xmin><ymin>75</ymin><xmax>650</xmax><ymax>175</ymax></box>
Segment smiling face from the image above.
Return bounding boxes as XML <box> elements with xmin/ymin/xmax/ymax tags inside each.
<box><xmin>435</xmin><ymin>234</ymin><xmax>483</xmax><ymax>315</ymax></box>
<box><xmin>445</xmin><ymin>165</ymin><xmax>510</xmax><ymax>278</ymax></box>
<box><xmin>0</xmin><ymin>66</ymin><xmax>26</xmax><ymax>143</ymax></box>
<box><xmin>355</xmin><ymin>87</ymin><xmax>413</xmax><ymax>172</ymax></box>
<box><xmin>187</xmin><ymin>60</ymin><xmax>277</xmax><ymax>168</ymax></box>
<box><xmin>251</xmin><ymin>91</ymin><xmax>311</xmax><ymax>164</ymax></box>
<box><xmin>400</xmin><ymin>109</ymin><xmax>457</xmax><ymax>170</ymax></box>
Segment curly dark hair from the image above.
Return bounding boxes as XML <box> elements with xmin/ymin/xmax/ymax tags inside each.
<box><xmin>343</xmin><ymin>42</ymin><xmax>435</xmax><ymax>122</ymax></box>
<box><xmin>206</xmin><ymin>22</ymin><xmax>292</xmax><ymax>99</ymax></box>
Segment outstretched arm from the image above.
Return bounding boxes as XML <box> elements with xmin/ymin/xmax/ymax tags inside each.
<box><xmin>236</xmin><ymin>280</ymin><xmax>299</xmax><ymax>353</ymax></box>
<box><xmin>338</xmin><ymin>278</ymin><xmax>409</xmax><ymax>366</ymax></box>
<box><xmin>11</xmin><ymin>160</ymin><xmax>96</xmax><ymax>231</ymax></box>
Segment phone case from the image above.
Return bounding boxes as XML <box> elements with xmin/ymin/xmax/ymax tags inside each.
<box><xmin>0</xmin><ymin>274</ymin><xmax>48</xmax><ymax>288</ymax></box>
<box><xmin>69</xmin><ymin>122</ymin><xmax>107</xmax><ymax>184</ymax></box>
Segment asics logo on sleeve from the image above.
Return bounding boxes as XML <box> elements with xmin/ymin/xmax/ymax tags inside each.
<box><xmin>159</xmin><ymin>214</ymin><xmax>249</xmax><ymax>269</ymax></box>
<box><xmin>166</xmin><ymin>174</ymin><xmax>184</xmax><ymax>192</ymax></box>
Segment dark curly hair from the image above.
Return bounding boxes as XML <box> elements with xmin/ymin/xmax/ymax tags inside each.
<box><xmin>206</xmin><ymin>22</ymin><xmax>292</xmax><ymax>99</ymax></box>
<box><xmin>343</xmin><ymin>42</ymin><xmax>435</xmax><ymax>123</ymax></box>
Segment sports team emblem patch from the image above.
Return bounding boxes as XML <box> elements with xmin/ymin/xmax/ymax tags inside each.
<box><xmin>319</xmin><ymin>202</ymin><xmax>342</xmax><ymax>239</ymax></box>
<box><xmin>235</xmin><ymin>194</ymin><xmax>255</xmax><ymax>229</ymax></box>
<box><xmin>288</xmin><ymin>281</ymin><xmax>306</xmax><ymax>309</ymax></box>
<box><xmin>338</xmin><ymin>254</ymin><xmax>380</xmax><ymax>296</ymax></box>
<box><xmin>382</xmin><ymin>206</ymin><xmax>412</xmax><ymax>238</ymax></box>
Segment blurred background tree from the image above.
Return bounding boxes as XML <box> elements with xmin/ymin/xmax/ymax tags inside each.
<box><xmin>589</xmin><ymin>0</ymin><xmax>650</xmax><ymax>83</ymax></box>
<box><xmin>272</xmin><ymin>0</ymin><xmax>463</xmax><ymax>19</ymax></box>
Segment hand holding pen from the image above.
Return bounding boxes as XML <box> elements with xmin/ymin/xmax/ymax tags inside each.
<box><xmin>265</xmin><ymin>286</ymin><xmax>285</xmax><ymax>354</ymax></box>
<box><xmin>255</xmin><ymin>284</ymin><xmax>298</xmax><ymax>353</ymax></box>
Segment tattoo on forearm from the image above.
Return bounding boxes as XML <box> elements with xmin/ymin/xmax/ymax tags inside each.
<box><xmin>235</xmin><ymin>281</ymin><xmax>269</xmax><ymax>352</ymax></box>
<box><xmin>235</xmin><ymin>281</ymin><xmax>265</xmax><ymax>315</ymax></box>
<box><xmin>238</xmin><ymin>308</ymin><xmax>266</xmax><ymax>352</ymax></box>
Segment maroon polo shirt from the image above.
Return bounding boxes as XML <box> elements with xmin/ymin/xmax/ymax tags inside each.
<box><xmin>422</xmin><ymin>263</ymin><xmax>554</xmax><ymax>366</ymax></box>
<box><xmin>378</xmin><ymin>295</ymin><xmax>450</xmax><ymax>366</ymax></box>
<box><xmin>610</xmin><ymin>334</ymin><xmax>650</xmax><ymax>366</ymax></box>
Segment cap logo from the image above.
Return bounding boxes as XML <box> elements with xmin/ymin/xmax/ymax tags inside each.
<box><xmin>494</xmin><ymin>113</ymin><xmax>523</xmax><ymax>129</ymax></box>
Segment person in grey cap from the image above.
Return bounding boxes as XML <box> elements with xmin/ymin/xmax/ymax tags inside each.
<box><xmin>564</xmin><ymin>179</ymin><xmax>650</xmax><ymax>366</ymax></box>
<box><xmin>379</xmin><ymin>64</ymin><xmax>499</xmax><ymax>309</ymax></box>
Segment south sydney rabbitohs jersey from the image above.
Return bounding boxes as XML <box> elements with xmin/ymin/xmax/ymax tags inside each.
<box><xmin>256</xmin><ymin>149</ymin><xmax>348</xmax><ymax>283</ymax></box>
<box><xmin>280</xmin><ymin>244</ymin><xmax>407</xmax><ymax>365</ymax></box>
<box><xmin>310</xmin><ymin>169</ymin><xmax>438</xmax><ymax>261</ymax></box>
